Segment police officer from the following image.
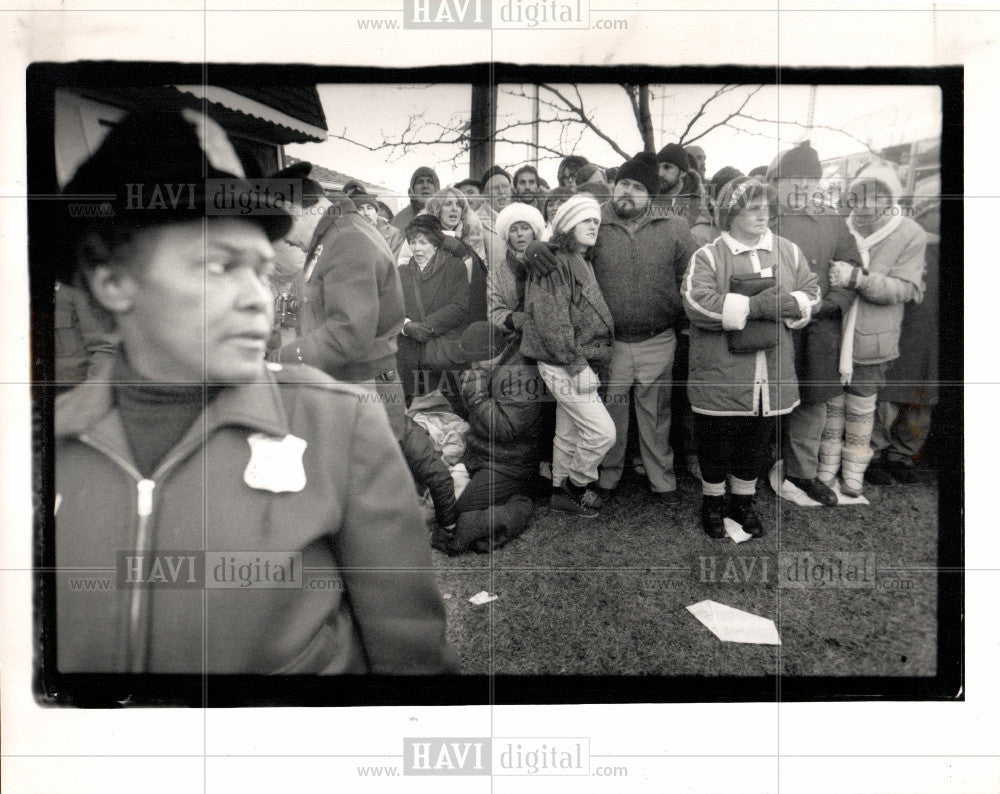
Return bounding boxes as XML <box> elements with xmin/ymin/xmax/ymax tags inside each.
<box><xmin>52</xmin><ymin>108</ymin><xmax>458</xmax><ymax>674</ymax></box>
<box><xmin>270</xmin><ymin>161</ymin><xmax>407</xmax><ymax>439</ymax></box>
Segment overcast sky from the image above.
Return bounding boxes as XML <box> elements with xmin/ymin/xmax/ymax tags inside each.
<box><xmin>286</xmin><ymin>83</ymin><xmax>940</xmax><ymax>207</ymax></box>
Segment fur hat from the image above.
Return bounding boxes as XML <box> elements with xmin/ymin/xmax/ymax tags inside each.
<box><xmin>656</xmin><ymin>143</ymin><xmax>690</xmax><ymax>172</ymax></box>
<box><xmin>551</xmin><ymin>194</ymin><xmax>602</xmax><ymax>239</ymax></box>
<box><xmin>850</xmin><ymin>161</ymin><xmax>904</xmax><ymax>205</ymax></box>
<box><xmin>404</xmin><ymin>213</ymin><xmax>445</xmax><ymax>246</ymax></box>
<box><xmin>714</xmin><ymin>176</ymin><xmax>768</xmax><ymax>231</ymax></box>
<box><xmin>766</xmin><ymin>141</ymin><xmax>822</xmax><ymax>180</ymax></box>
<box><xmin>496</xmin><ymin>202</ymin><xmax>546</xmax><ymax>242</ymax></box>
<box><xmin>615</xmin><ymin>152</ymin><xmax>660</xmax><ymax>196</ymax></box>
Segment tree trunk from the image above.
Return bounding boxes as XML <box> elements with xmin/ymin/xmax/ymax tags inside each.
<box><xmin>469</xmin><ymin>83</ymin><xmax>497</xmax><ymax>182</ymax></box>
<box><xmin>637</xmin><ymin>85</ymin><xmax>655</xmax><ymax>153</ymax></box>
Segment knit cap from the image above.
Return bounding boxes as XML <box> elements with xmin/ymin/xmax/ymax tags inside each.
<box><xmin>714</xmin><ymin>176</ymin><xmax>768</xmax><ymax>231</ymax></box>
<box><xmin>409</xmin><ymin>166</ymin><xmax>440</xmax><ymax>192</ymax></box>
<box><xmin>495</xmin><ymin>202</ymin><xmax>546</xmax><ymax>242</ymax></box>
<box><xmin>656</xmin><ymin>143</ymin><xmax>690</xmax><ymax>172</ymax></box>
<box><xmin>614</xmin><ymin>152</ymin><xmax>660</xmax><ymax>196</ymax></box>
<box><xmin>766</xmin><ymin>141</ymin><xmax>822</xmax><ymax>180</ymax></box>
<box><xmin>551</xmin><ymin>194</ymin><xmax>602</xmax><ymax>238</ymax></box>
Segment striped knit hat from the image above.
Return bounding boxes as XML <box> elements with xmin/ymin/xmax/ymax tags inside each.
<box><xmin>714</xmin><ymin>176</ymin><xmax>768</xmax><ymax>231</ymax></box>
<box><xmin>551</xmin><ymin>194</ymin><xmax>603</xmax><ymax>238</ymax></box>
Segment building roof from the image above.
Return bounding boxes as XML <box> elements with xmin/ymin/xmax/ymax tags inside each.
<box><xmin>284</xmin><ymin>156</ymin><xmax>397</xmax><ymax>210</ymax></box>
<box><xmin>72</xmin><ymin>85</ymin><xmax>327</xmax><ymax>145</ymax></box>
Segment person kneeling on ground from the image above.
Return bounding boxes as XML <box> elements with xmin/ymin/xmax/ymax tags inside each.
<box><xmin>682</xmin><ymin>177</ymin><xmax>819</xmax><ymax>538</ymax></box>
<box><xmin>519</xmin><ymin>195</ymin><xmax>616</xmax><ymax>518</ymax></box>
<box><xmin>432</xmin><ymin>322</ymin><xmax>545</xmax><ymax>555</ymax></box>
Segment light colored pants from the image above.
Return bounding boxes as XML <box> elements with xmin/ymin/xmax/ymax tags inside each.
<box><xmin>537</xmin><ymin>361</ymin><xmax>616</xmax><ymax>488</ymax></box>
<box><xmin>598</xmin><ymin>329</ymin><xmax>677</xmax><ymax>492</ymax></box>
<box><xmin>872</xmin><ymin>401</ymin><xmax>932</xmax><ymax>464</ymax></box>
<box><xmin>783</xmin><ymin>398</ymin><xmax>839</xmax><ymax>480</ymax></box>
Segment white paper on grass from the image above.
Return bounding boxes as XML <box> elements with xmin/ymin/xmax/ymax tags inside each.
<box><xmin>686</xmin><ymin>600</ymin><xmax>782</xmax><ymax>645</ymax></box>
<box><xmin>768</xmin><ymin>461</ymin><xmax>870</xmax><ymax>507</ymax></box>
<box><xmin>469</xmin><ymin>591</ymin><xmax>498</xmax><ymax>605</ymax></box>
<box><xmin>723</xmin><ymin>517</ymin><xmax>753</xmax><ymax>543</ymax></box>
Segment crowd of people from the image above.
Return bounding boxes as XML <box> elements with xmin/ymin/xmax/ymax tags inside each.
<box><xmin>51</xmin><ymin>106</ymin><xmax>939</xmax><ymax>674</ymax></box>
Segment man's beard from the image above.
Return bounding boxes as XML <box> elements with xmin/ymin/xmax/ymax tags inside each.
<box><xmin>613</xmin><ymin>197</ymin><xmax>642</xmax><ymax>218</ymax></box>
<box><xmin>659</xmin><ymin>176</ymin><xmax>679</xmax><ymax>193</ymax></box>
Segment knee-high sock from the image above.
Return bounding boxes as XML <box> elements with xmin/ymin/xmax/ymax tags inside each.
<box><xmin>817</xmin><ymin>394</ymin><xmax>846</xmax><ymax>484</ymax></box>
<box><xmin>842</xmin><ymin>392</ymin><xmax>878</xmax><ymax>493</ymax></box>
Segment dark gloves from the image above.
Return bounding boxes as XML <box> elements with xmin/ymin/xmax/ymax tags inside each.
<box><xmin>405</xmin><ymin>321</ymin><xmax>434</xmax><ymax>342</ymax></box>
<box><xmin>524</xmin><ymin>241</ymin><xmax>559</xmax><ymax>275</ymax></box>
<box><xmin>811</xmin><ymin>298</ymin><xmax>842</xmax><ymax>321</ymax></box>
<box><xmin>747</xmin><ymin>286</ymin><xmax>780</xmax><ymax>320</ymax></box>
<box><xmin>778</xmin><ymin>291</ymin><xmax>801</xmax><ymax>319</ymax></box>
<box><xmin>440</xmin><ymin>235</ymin><xmax>466</xmax><ymax>257</ymax></box>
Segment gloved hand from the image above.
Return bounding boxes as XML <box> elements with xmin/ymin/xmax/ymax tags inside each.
<box><xmin>811</xmin><ymin>298</ymin><xmax>842</xmax><ymax>320</ymax></box>
<box><xmin>405</xmin><ymin>321</ymin><xmax>434</xmax><ymax>342</ymax></box>
<box><xmin>778</xmin><ymin>291</ymin><xmax>801</xmax><ymax>319</ymax></box>
<box><xmin>503</xmin><ymin>310</ymin><xmax>528</xmax><ymax>331</ymax></box>
<box><xmin>828</xmin><ymin>260</ymin><xmax>859</xmax><ymax>289</ymax></box>
<box><xmin>440</xmin><ymin>235</ymin><xmax>466</xmax><ymax>257</ymax></box>
<box><xmin>524</xmin><ymin>241</ymin><xmax>560</xmax><ymax>275</ymax></box>
<box><xmin>459</xmin><ymin>367</ymin><xmax>490</xmax><ymax>406</ymax></box>
<box><xmin>746</xmin><ymin>286</ymin><xmax>780</xmax><ymax>320</ymax></box>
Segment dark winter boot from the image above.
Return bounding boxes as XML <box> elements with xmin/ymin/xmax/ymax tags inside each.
<box><xmin>728</xmin><ymin>493</ymin><xmax>764</xmax><ymax>537</ymax></box>
<box><xmin>449</xmin><ymin>508</ymin><xmax>492</xmax><ymax>555</ymax></box>
<box><xmin>550</xmin><ymin>482</ymin><xmax>600</xmax><ymax>518</ymax></box>
<box><xmin>864</xmin><ymin>455</ymin><xmax>893</xmax><ymax>486</ymax></box>
<box><xmin>787</xmin><ymin>476</ymin><xmax>838</xmax><ymax>506</ymax></box>
<box><xmin>700</xmin><ymin>494</ymin><xmax>727</xmax><ymax>538</ymax></box>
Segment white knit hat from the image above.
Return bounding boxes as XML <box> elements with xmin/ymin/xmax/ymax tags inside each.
<box><xmin>495</xmin><ymin>202</ymin><xmax>546</xmax><ymax>243</ymax></box>
<box><xmin>551</xmin><ymin>194</ymin><xmax>602</xmax><ymax>239</ymax></box>
<box><xmin>850</xmin><ymin>161</ymin><xmax>904</xmax><ymax>204</ymax></box>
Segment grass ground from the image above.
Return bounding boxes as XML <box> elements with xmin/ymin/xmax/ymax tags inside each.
<box><xmin>433</xmin><ymin>469</ymin><xmax>939</xmax><ymax>678</ymax></box>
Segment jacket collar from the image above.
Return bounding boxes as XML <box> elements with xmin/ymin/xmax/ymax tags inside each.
<box><xmin>721</xmin><ymin>228</ymin><xmax>774</xmax><ymax>254</ymax></box>
<box><xmin>849</xmin><ymin>210</ymin><xmax>902</xmax><ymax>251</ymax></box>
<box><xmin>56</xmin><ymin>353</ymin><xmax>291</xmax><ymax>445</ymax></box>
<box><xmin>600</xmin><ymin>199</ymin><xmax>672</xmax><ymax>233</ymax></box>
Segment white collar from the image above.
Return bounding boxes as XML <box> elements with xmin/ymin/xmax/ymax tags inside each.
<box><xmin>721</xmin><ymin>228</ymin><xmax>774</xmax><ymax>255</ymax></box>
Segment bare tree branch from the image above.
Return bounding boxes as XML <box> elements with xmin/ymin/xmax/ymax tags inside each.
<box><xmin>682</xmin><ymin>85</ymin><xmax>765</xmax><ymax>146</ymax></box>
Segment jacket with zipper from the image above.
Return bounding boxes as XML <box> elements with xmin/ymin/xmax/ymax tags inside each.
<box><xmin>55</xmin><ymin>355</ymin><xmax>458</xmax><ymax>674</ymax></box>
<box><xmin>682</xmin><ymin>229</ymin><xmax>820</xmax><ymax>416</ymax></box>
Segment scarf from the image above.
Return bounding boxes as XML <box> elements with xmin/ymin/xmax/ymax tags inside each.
<box><xmin>838</xmin><ymin>210</ymin><xmax>902</xmax><ymax>384</ymax></box>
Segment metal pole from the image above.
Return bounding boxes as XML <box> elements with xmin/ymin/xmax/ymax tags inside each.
<box><xmin>532</xmin><ymin>83</ymin><xmax>540</xmax><ymax>172</ymax></box>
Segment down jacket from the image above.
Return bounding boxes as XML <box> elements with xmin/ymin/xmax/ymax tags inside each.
<box><xmin>55</xmin><ymin>355</ymin><xmax>459</xmax><ymax>674</ymax></box>
<box><xmin>682</xmin><ymin>230</ymin><xmax>820</xmax><ymax>416</ymax></box>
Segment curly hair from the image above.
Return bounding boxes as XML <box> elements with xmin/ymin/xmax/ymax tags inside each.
<box><xmin>420</xmin><ymin>186</ymin><xmax>487</xmax><ymax>261</ymax></box>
